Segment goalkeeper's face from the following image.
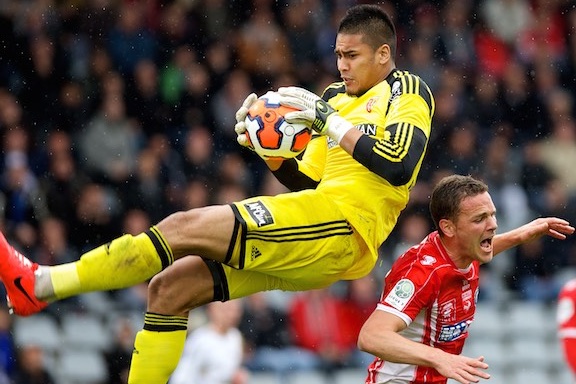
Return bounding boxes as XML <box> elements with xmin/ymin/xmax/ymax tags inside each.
<box><xmin>335</xmin><ymin>33</ymin><xmax>393</xmax><ymax>96</ymax></box>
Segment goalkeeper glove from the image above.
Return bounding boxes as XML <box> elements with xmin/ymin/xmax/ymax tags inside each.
<box><xmin>277</xmin><ymin>86</ymin><xmax>353</xmax><ymax>143</ymax></box>
<box><xmin>234</xmin><ymin>93</ymin><xmax>278</xmax><ymax>162</ymax></box>
<box><xmin>234</xmin><ymin>93</ymin><xmax>258</xmax><ymax>148</ymax></box>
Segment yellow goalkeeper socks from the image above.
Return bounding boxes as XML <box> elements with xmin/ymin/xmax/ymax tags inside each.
<box><xmin>128</xmin><ymin>313</ymin><xmax>188</xmax><ymax>384</ymax></box>
<box><xmin>49</xmin><ymin>227</ymin><xmax>173</xmax><ymax>299</ymax></box>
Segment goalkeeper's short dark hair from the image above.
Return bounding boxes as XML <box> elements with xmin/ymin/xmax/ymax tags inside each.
<box><xmin>338</xmin><ymin>4</ymin><xmax>397</xmax><ymax>58</ymax></box>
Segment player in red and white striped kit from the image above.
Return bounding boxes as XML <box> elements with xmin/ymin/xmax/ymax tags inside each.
<box><xmin>558</xmin><ymin>278</ymin><xmax>576</xmax><ymax>378</ymax></box>
<box><xmin>358</xmin><ymin>175</ymin><xmax>574</xmax><ymax>384</ymax></box>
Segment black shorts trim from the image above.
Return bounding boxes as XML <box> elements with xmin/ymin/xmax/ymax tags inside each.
<box><xmin>229</xmin><ymin>204</ymin><xmax>247</xmax><ymax>269</ymax></box>
<box><xmin>202</xmin><ymin>258</ymin><xmax>230</xmax><ymax>302</ymax></box>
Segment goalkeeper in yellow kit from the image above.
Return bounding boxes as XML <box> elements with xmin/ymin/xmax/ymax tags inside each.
<box><xmin>0</xmin><ymin>4</ymin><xmax>434</xmax><ymax>383</ymax></box>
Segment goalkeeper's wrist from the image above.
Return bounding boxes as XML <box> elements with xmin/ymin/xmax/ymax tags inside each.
<box><xmin>326</xmin><ymin>114</ymin><xmax>354</xmax><ymax>144</ymax></box>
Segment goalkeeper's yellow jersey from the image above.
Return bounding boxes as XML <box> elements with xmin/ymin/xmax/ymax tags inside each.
<box><xmin>295</xmin><ymin>69</ymin><xmax>434</xmax><ymax>267</ymax></box>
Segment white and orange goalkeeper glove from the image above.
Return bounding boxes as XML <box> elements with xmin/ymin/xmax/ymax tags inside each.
<box><xmin>277</xmin><ymin>86</ymin><xmax>353</xmax><ymax>144</ymax></box>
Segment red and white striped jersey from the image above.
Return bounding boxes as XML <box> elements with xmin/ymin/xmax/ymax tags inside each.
<box><xmin>366</xmin><ymin>231</ymin><xmax>480</xmax><ymax>384</ymax></box>
<box><xmin>557</xmin><ymin>278</ymin><xmax>576</xmax><ymax>376</ymax></box>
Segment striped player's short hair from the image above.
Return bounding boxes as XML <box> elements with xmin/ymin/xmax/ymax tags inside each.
<box><xmin>429</xmin><ymin>175</ymin><xmax>489</xmax><ymax>234</ymax></box>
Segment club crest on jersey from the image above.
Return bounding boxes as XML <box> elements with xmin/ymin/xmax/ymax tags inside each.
<box><xmin>244</xmin><ymin>201</ymin><xmax>274</xmax><ymax>227</ymax></box>
<box><xmin>390</xmin><ymin>80</ymin><xmax>402</xmax><ymax>102</ymax></box>
<box><xmin>384</xmin><ymin>278</ymin><xmax>414</xmax><ymax>310</ymax></box>
<box><xmin>366</xmin><ymin>97</ymin><xmax>380</xmax><ymax>112</ymax></box>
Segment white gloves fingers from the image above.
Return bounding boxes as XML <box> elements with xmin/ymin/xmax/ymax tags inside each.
<box><xmin>235</xmin><ymin>93</ymin><xmax>258</xmax><ymax>148</ymax></box>
<box><xmin>278</xmin><ymin>86</ymin><xmax>334</xmax><ymax>135</ymax></box>
<box><xmin>278</xmin><ymin>86</ymin><xmax>353</xmax><ymax>143</ymax></box>
<box><xmin>283</xmin><ymin>109</ymin><xmax>317</xmax><ymax>126</ymax></box>
<box><xmin>236</xmin><ymin>87</ymin><xmax>354</xmax><ymax>148</ymax></box>
<box><xmin>235</xmin><ymin>93</ymin><xmax>258</xmax><ymax>123</ymax></box>
<box><xmin>235</xmin><ymin>122</ymin><xmax>251</xmax><ymax>147</ymax></box>
<box><xmin>278</xmin><ymin>86</ymin><xmax>319</xmax><ymax>109</ymax></box>
<box><xmin>275</xmin><ymin>95</ymin><xmax>309</xmax><ymax>111</ymax></box>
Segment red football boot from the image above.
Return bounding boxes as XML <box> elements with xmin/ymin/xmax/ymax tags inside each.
<box><xmin>0</xmin><ymin>231</ymin><xmax>47</xmax><ymax>316</ymax></box>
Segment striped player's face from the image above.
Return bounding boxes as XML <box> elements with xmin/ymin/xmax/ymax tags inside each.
<box><xmin>334</xmin><ymin>33</ymin><xmax>391</xmax><ymax>96</ymax></box>
<box><xmin>451</xmin><ymin>192</ymin><xmax>498</xmax><ymax>267</ymax></box>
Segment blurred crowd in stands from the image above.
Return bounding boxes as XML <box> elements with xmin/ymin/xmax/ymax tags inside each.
<box><xmin>1</xmin><ymin>0</ymin><xmax>576</xmax><ymax>382</ymax></box>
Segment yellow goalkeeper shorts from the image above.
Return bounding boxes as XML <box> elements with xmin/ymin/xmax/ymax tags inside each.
<box><xmin>216</xmin><ymin>189</ymin><xmax>371</xmax><ymax>300</ymax></box>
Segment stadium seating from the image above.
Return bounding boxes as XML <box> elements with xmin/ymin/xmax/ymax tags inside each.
<box><xmin>465</xmin><ymin>301</ymin><xmax>566</xmax><ymax>384</ymax></box>
<box><xmin>284</xmin><ymin>370</ymin><xmax>328</xmax><ymax>384</ymax></box>
<box><xmin>12</xmin><ymin>314</ymin><xmax>61</xmax><ymax>353</ymax></box>
<box><xmin>56</xmin><ymin>349</ymin><xmax>108</xmax><ymax>384</ymax></box>
<box><xmin>247</xmin><ymin>372</ymin><xmax>281</xmax><ymax>384</ymax></box>
<box><xmin>334</xmin><ymin>368</ymin><xmax>368</xmax><ymax>383</ymax></box>
<box><xmin>8</xmin><ymin>300</ymin><xmax>570</xmax><ymax>383</ymax></box>
<box><xmin>60</xmin><ymin>312</ymin><xmax>113</xmax><ymax>352</ymax></box>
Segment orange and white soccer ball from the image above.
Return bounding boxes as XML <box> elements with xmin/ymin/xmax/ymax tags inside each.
<box><xmin>244</xmin><ymin>91</ymin><xmax>312</xmax><ymax>159</ymax></box>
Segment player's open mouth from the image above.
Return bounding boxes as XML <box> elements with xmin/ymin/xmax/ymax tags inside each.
<box><xmin>480</xmin><ymin>237</ymin><xmax>492</xmax><ymax>251</ymax></box>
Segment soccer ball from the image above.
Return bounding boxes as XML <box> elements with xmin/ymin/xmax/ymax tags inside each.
<box><xmin>244</xmin><ymin>91</ymin><xmax>312</xmax><ymax>159</ymax></box>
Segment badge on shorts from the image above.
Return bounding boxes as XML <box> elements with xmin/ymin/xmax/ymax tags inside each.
<box><xmin>244</xmin><ymin>201</ymin><xmax>274</xmax><ymax>227</ymax></box>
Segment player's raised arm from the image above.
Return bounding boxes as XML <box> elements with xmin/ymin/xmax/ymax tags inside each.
<box><xmin>492</xmin><ymin>217</ymin><xmax>574</xmax><ymax>256</ymax></box>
